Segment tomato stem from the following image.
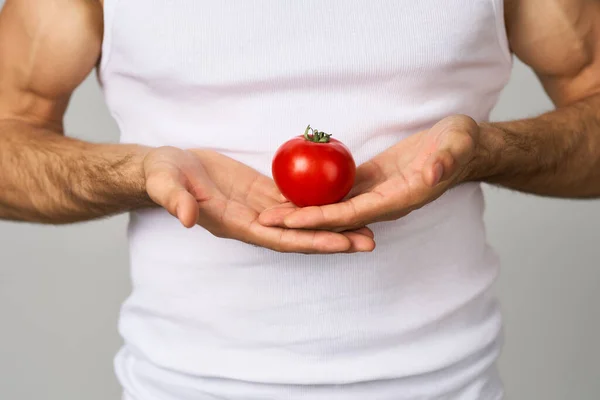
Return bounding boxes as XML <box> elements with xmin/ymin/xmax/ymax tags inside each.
<box><xmin>304</xmin><ymin>124</ymin><xmax>332</xmax><ymax>143</ymax></box>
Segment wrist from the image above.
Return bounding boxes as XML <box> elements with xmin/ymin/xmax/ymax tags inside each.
<box><xmin>461</xmin><ymin>122</ymin><xmax>505</xmax><ymax>183</ymax></box>
<box><xmin>79</xmin><ymin>142</ymin><xmax>155</xmax><ymax>210</ymax></box>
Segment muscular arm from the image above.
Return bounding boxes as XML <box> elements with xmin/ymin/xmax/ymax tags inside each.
<box><xmin>467</xmin><ymin>0</ymin><xmax>600</xmax><ymax>197</ymax></box>
<box><xmin>0</xmin><ymin>0</ymin><xmax>152</xmax><ymax>223</ymax></box>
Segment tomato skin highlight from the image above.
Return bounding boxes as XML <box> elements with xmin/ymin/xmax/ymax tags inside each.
<box><xmin>272</xmin><ymin>134</ymin><xmax>356</xmax><ymax>207</ymax></box>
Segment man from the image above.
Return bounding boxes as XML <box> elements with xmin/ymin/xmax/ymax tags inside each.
<box><xmin>0</xmin><ymin>0</ymin><xmax>598</xmax><ymax>399</ymax></box>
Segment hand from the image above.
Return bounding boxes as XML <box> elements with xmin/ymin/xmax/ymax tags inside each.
<box><xmin>259</xmin><ymin>115</ymin><xmax>479</xmax><ymax>231</ymax></box>
<box><xmin>142</xmin><ymin>147</ymin><xmax>375</xmax><ymax>253</ymax></box>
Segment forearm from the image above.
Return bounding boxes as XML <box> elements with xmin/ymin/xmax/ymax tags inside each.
<box><xmin>0</xmin><ymin>119</ymin><xmax>154</xmax><ymax>223</ymax></box>
<box><xmin>467</xmin><ymin>93</ymin><xmax>600</xmax><ymax>198</ymax></box>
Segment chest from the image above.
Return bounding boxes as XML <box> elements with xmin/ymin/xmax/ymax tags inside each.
<box><xmin>101</xmin><ymin>0</ymin><xmax>510</xmax><ymax>89</ymax></box>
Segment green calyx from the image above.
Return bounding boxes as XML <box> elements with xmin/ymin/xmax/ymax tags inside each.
<box><xmin>303</xmin><ymin>124</ymin><xmax>332</xmax><ymax>143</ymax></box>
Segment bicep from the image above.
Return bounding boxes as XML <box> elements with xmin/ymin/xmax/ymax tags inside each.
<box><xmin>0</xmin><ymin>0</ymin><xmax>103</xmax><ymax>128</ymax></box>
<box><xmin>506</xmin><ymin>0</ymin><xmax>600</xmax><ymax>106</ymax></box>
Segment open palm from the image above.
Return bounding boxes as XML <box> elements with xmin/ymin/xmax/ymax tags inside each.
<box><xmin>143</xmin><ymin>147</ymin><xmax>375</xmax><ymax>253</ymax></box>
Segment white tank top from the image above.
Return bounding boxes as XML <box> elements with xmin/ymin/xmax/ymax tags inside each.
<box><xmin>99</xmin><ymin>1</ymin><xmax>512</xmax><ymax>399</ymax></box>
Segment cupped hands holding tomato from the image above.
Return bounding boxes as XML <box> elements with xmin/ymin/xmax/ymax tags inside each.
<box><xmin>272</xmin><ymin>125</ymin><xmax>356</xmax><ymax>207</ymax></box>
<box><xmin>156</xmin><ymin>115</ymin><xmax>479</xmax><ymax>254</ymax></box>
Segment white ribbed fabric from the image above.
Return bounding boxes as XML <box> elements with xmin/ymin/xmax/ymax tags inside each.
<box><xmin>100</xmin><ymin>1</ymin><xmax>512</xmax><ymax>399</ymax></box>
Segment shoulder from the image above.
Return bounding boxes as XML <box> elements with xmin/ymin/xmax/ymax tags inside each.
<box><xmin>504</xmin><ymin>0</ymin><xmax>596</xmax><ymax>77</ymax></box>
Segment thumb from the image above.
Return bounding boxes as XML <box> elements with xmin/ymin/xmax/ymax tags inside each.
<box><xmin>423</xmin><ymin>115</ymin><xmax>478</xmax><ymax>186</ymax></box>
<box><xmin>146</xmin><ymin>170</ymin><xmax>199</xmax><ymax>228</ymax></box>
<box><xmin>423</xmin><ymin>150</ymin><xmax>453</xmax><ymax>187</ymax></box>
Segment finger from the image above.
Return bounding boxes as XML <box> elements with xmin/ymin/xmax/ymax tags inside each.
<box><xmin>258</xmin><ymin>202</ymin><xmax>299</xmax><ymax>227</ymax></box>
<box><xmin>283</xmin><ymin>192</ymin><xmax>394</xmax><ymax>230</ymax></box>
<box><xmin>329</xmin><ymin>224</ymin><xmax>376</xmax><ymax>234</ymax></box>
<box><xmin>248</xmin><ymin>222</ymin><xmax>354</xmax><ymax>254</ymax></box>
<box><xmin>176</xmin><ymin>193</ymin><xmax>200</xmax><ymax>228</ymax></box>
<box><xmin>423</xmin><ymin>150</ymin><xmax>454</xmax><ymax>187</ymax></box>
<box><xmin>348</xmin><ymin>226</ymin><xmax>375</xmax><ymax>239</ymax></box>
<box><xmin>341</xmin><ymin>230</ymin><xmax>376</xmax><ymax>253</ymax></box>
<box><xmin>430</xmin><ymin>115</ymin><xmax>477</xmax><ymax>165</ymax></box>
<box><xmin>146</xmin><ymin>171</ymin><xmax>198</xmax><ymax>228</ymax></box>
<box><xmin>423</xmin><ymin>160</ymin><xmax>444</xmax><ymax>187</ymax></box>
<box><xmin>202</xmin><ymin>201</ymin><xmax>358</xmax><ymax>254</ymax></box>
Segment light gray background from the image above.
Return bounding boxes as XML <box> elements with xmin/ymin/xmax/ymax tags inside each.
<box><xmin>0</xmin><ymin>3</ymin><xmax>599</xmax><ymax>400</ymax></box>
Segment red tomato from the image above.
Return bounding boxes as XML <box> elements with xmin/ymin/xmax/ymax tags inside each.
<box><xmin>272</xmin><ymin>125</ymin><xmax>356</xmax><ymax>207</ymax></box>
